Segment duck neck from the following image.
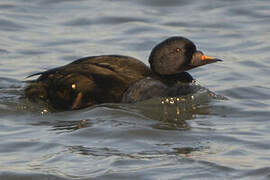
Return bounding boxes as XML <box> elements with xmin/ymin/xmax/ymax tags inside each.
<box><xmin>152</xmin><ymin>72</ymin><xmax>194</xmax><ymax>85</ymax></box>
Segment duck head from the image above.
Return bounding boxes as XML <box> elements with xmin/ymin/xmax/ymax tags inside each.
<box><xmin>149</xmin><ymin>36</ymin><xmax>222</xmax><ymax>76</ymax></box>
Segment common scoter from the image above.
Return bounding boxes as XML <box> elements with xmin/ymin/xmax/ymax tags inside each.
<box><xmin>25</xmin><ymin>36</ymin><xmax>222</xmax><ymax>110</ymax></box>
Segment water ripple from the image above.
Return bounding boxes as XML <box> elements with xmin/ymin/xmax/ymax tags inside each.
<box><xmin>1</xmin><ymin>0</ymin><xmax>270</xmax><ymax>179</ymax></box>
<box><xmin>0</xmin><ymin>18</ymin><xmax>25</xmax><ymax>31</ymax></box>
<box><xmin>63</xmin><ymin>16</ymin><xmax>149</xmax><ymax>27</ymax></box>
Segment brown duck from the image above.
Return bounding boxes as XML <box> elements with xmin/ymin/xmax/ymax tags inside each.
<box><xmin>25</xmin><ymin>36</ymin><xmax>222</xmax><ymax>110</ymax></box>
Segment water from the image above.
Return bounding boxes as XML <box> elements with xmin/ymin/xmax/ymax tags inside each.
<box><xmin>1</xmin><ymin>0</ymin><xmax>270</xmax><ymax>179</ymax></box>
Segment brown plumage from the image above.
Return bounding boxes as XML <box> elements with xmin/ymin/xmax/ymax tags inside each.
<box><xmin>25</xmin><ymin>36</ymin><xmax>222</xmax><ymax>110</ymax></box>
<box><xmin>25</xmin><ymin>55</ymin><xmax>151</xmax><ymax>110</ymax></box>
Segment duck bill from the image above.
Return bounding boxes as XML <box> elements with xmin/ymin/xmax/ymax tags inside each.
<box><xmin>201</xmin><ymin>55</ymin><xmax>222</xmax><ymax>63</ymax></box>
<box><xmin>187</xmin><ymin>53</ymin><xmax>222</xmax><ymax>70</ymax></box>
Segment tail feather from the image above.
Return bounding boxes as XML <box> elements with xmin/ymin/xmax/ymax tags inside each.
<box><xmin>25</xmin><ymin>72</ymin><xmax>43</xmax><ymax>79</ymax></box>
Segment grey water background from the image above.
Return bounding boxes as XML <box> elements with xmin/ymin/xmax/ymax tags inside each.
<box><xmin>1</xmin><ymin>0</ymin><xmax>270</xmax><ymax>179</ymax></box>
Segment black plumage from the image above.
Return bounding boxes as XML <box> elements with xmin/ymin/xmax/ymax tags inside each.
<box><xmin>25</xmin><ymin>36</ymin><xmax>222</xmax><ymax>110</ymax></box>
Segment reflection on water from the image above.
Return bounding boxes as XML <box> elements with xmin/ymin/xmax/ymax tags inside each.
<box><xmin>1</xmin><ymin>0</ymin><xmax>270</xmax><ymax>179</ymax></box>
<box><xmin>35</xmin><ymin>119</ymin><xmax>92</xmax><ymax>133</ymax></box>
<box><xmin>134</xmin><ymin>86</ymin><xmax>226</xmax><ymax>130</ymax></box>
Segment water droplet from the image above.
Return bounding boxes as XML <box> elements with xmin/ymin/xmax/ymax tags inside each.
<box><xmin>176</xmin><ymin>107</ymin><xmax>180</xmax><ymax>115</ymax></box>
<box><xmin>169</xmin><ymin>97</ymin><xmax>175</xmax><ymax>104</ymax></box>
<box><xmin>41</xmin><ymin>109</ymin><xmax>48</xmax><ymax>115</ymax></box>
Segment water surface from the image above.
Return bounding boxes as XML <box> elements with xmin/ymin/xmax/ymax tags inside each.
<box><xmin>1</xmin><ymin>0</ymin><xmax>270</xmax><ymax>179</ymax></box>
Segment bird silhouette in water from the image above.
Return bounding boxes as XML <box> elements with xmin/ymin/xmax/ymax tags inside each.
<box><xmin>25</xmin><ymin>36</ymin><xmax>222</xmax><ymax>110</ymax></box>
